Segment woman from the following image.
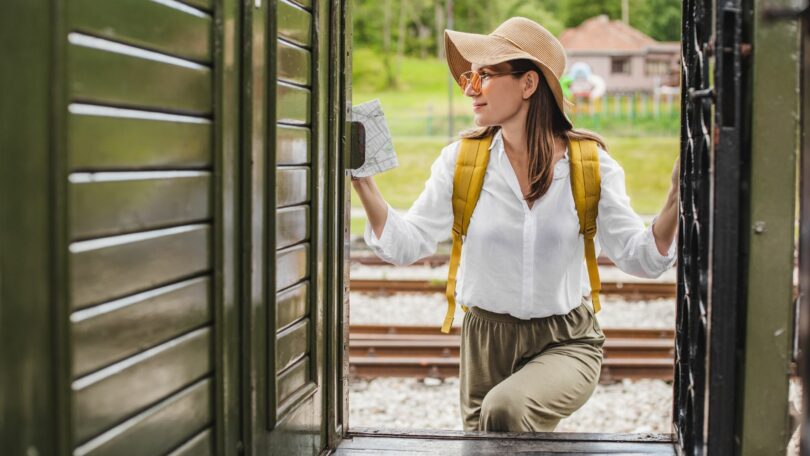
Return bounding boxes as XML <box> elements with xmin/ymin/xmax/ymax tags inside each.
<box><xmin>351</xmin><ymin>17</ymin><xmax>679</xmax><ymax>433</ymax></box>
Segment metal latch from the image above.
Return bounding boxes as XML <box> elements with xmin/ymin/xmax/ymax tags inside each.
<box><xmin>348</xmin><ymin>121</ymin><xmax>366</xmax><ymax>171</ymax></box>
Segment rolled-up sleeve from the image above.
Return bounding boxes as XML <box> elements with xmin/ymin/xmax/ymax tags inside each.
<box><xmin>363</xmin><ymin>141</ymin><xmax>458</xmax><ymax>266</ymax></box>
<box><xmin>594</xmin><ymin>148</ymin><xmax>677</xmax><ymax>278</ymax></box>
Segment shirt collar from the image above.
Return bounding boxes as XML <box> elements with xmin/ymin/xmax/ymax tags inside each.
<box><xmin>490</xmin><ymin>129</ymin><xmax>503</xmax><ymax>156</ymax></box>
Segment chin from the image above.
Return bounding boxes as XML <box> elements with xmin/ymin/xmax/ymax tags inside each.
<box><xmin>473</xmin><ymin>115</ymin><xmax>493</xmax><ymax>127</ymax></box>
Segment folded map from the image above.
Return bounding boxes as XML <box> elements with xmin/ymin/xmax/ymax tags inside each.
<box><xmin>350</xmin><ymin>99</ymin><xmax>398</xmax><ymax>178</ymax></box>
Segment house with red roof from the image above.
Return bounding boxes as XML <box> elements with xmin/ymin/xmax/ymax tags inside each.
<box><xmin>559</xmin><ymin>15</ymin><xmax>680</xmax><ymax>93</ymax></box>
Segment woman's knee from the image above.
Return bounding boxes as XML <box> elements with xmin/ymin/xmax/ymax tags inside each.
<box><xmin>480</xmin><ymin>388</ymin><xmax>558</xmax><ymax>432</ymax></box>
<box><xmin>481</xmin><ymin>388</ymin><xmax>523</xmax><ymax>423</ymax></box>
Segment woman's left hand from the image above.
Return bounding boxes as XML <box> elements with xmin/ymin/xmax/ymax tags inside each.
<box><xmin>652</xmin><ymin>155</ymin><xmax>681</xmax><ymax>256</ymax></box>
<box><xmin>670</xmin><ymin>156</ymin><xmax>680</xmax><ymax>191</ymax></box>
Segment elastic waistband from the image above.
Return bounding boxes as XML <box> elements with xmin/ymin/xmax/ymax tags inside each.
<box><xmin>469</xmin><ymin>301</ymin><xmax>588</xmax><ymax>324</ymax></box>
<box><xmin>470</xmin><ymin>306</ymin><xmax>533</xmax><ymax>324</ymax></box>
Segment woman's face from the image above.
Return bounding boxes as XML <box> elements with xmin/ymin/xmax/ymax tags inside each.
<box><xmin>464</xmin><ymin>62</ymin><xmax>534</xmax><ymax>127</ymax></box>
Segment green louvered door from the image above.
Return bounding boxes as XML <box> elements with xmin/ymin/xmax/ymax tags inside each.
<box><xmin>62</xmin><ymin>0</ymin><xmax>240</xmax><ymax>454</ymax></box>
<box><xmin>244</xmin><ymin>0</ymin><xmax>337</xmax><ymax>454</ymax></box>
<box><xmin>2</xmin><ymin>0</ymin><xmax>344</xmax><ymax>454</ymax></box>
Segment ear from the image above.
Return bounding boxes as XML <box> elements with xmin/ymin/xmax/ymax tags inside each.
<box><xmin>522</xmin><ymin>70</ymin><xmax>540</xmax><ymax>100</ymax></box>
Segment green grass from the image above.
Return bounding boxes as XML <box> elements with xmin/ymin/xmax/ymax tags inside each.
<box><xmin>569</xmin><ymin>113</ymin><xmax>679</xmax><ymax>137</ymax></box>
<box><xmin>351</xmin><ymin>137</ymin><xmax>452</xmax><ymax>209</ymax></box>
<box><xmin>350</xmin><ymin>136</ymin><xmax>679</xmax><ymax>236</ymax></box>
<box><xmin>609</xmin><ymin>136</ymin><xmax>679</xmax><ymax>213</ymax></box>
<box><xmin>353</xmin><ymin>48</ymin><xmax>451</xmax><ymax>95</ymax></box>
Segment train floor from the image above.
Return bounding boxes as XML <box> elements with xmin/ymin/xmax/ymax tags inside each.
<box><xmin>334</xmin><ymin>429</ymin><xmax>676</xmax><ymax>455</ymax></box>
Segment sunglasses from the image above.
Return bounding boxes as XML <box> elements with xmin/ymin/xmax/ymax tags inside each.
<box><xmin>458</xmin><ymin>70</ymin><xmax>526</xmax><ymax>93</ymax></box>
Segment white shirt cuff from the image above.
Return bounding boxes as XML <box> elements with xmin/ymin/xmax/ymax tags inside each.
<box><xmin>643</xmin><ymin>217</ymin><xmax>677</xmax><ymax>271</ymax></box>
<box><xmin>363</xmin><ymin>204</ymin><xmax>399</xmax><ymax>262</ymax></box>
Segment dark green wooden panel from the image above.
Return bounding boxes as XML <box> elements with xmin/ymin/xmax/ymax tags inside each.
<box><xmin>276</xmin><ymin>282</ymin><xmax>308</xmax><ymax>331</ymax></box>
<box><xmin>277</xmin><ymin>357</ymin><xmax>310</xmax><ymax>406</ymax></box>
<box><xmin>276</xmin><ymin>244</ymin><xmax>309</xmax><ymax>291</ymax></box>
<box><xmin>72</xmin><ymin>327</ymin><xmax>211</xmax><ymax>443</ymax></box>
<box><xmin>70</xmin><ymin>224</ymin><xmax>211</xmax><ymax>309</ymax></box>
<box><xmin>277</xmin><ymin>83</ymin><xmax>310</xmax><ymax>124</ymax></box>
<box><xmin>276</xmin><ymin>167</ymin><xmax>310</xmax><ymax>207</ymax></box>
<box><xmin>74</xmin><ymin>379</ymin><xmax>212</xmax><ymax>456</ymax></box>
<box><xmin>276</xmin><ymin>319</ymin><xmax>309</xmax><ymax>374</ymax></box>
<box><xmin>167</xmin><ymin>428</ymin><xmax>213</xmax><ymax>456</ymax></box>
<box><xmin>68</xmin><ymin>34</ymin><xmax>212</xmax><ymax>115</ymax></box>
<box><xmin>70</xmin><ymin>172</ymin><xmax>211</xmax><ymax>239</ymax></box>
<box><xmin>68</xmin><ymin>0</ymin><xmax>212</xmax><ymax>63</ymax></box>
<box><xmin>68</xmin><ymin>107</ymin><xmax>212</xmax><ymax>170</ymax></box>
<box><xmin>277</xmin><ymin>206</ymin><xmax>309</xmax><ymax>249</ymax></box>
<box><xmin>0</xmin><ymin>2</ymin><xmax>58</xmax><ymax>454</ymax></box>
<box><xmin>278</xmin><ymin>1</ymin><xmax>312</xmax><ymax>47</ymax></box>
<box><xmin>277</xmin><ymin>125</ymin><xmax>311</xmax><ymax>165</ymax></box>
<box><xmin>277</xmin><ymin>40</ymin><xmax>310</xmax><ymax>86</ymax></box>
<box><xmin>215</xmin><ymin>0</ymin><xmax>242</xmax><ymax>452</ymax></box>
<box><xmin>178</xmin><ymin>0</ymin><xmax>213</xmax><ymax>11</ymax></box>
<box><xmin>71</xmin><ymin>277</ymin><xmax>210</xmax><ymax>377</ymax></box>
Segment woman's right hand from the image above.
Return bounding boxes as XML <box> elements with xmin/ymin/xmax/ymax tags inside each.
<box><xmin>351</xmin><ymin>175</ymin><xmax>388</xmax><ymax>239</ymax></box>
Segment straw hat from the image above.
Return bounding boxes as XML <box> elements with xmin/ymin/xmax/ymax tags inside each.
<box><xmin>444</xmin><ymin>17</ymin><xmax>572</xmax><ymax>128</ymax></box>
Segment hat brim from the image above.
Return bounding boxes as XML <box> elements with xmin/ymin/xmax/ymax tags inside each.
<box><xmin>444</xmin><ymin>29</ymin><xmax>573</xmax><ymax>129</ymax></box>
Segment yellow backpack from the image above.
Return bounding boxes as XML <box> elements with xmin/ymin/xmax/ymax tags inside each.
<box><xmin>441</xmin><ymin>135</ymin><xmax>602</xmax><ymax>333</ymax></box>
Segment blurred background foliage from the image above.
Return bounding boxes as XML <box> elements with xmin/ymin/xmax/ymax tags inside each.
<box><xmin>352</xmin><ymin>0</ymin><xmax>681</xmax><ymax>91</ymax></box>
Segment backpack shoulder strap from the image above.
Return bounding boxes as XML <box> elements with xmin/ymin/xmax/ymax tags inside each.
<box><xmin>442</xmin><ymin>135</ymin><xmax>492</xmax><ymax>333</ymax></box>
<box><xmin>569</xmin><ymin>139</ymin><xmax>603</xmax><ymax>312</ymax></box>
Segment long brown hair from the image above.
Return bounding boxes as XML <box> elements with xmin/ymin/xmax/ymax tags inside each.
<box><xmin>459</xmin><ymin>59</ymin><xmax>606</xmax><ymax>204</ymax></box>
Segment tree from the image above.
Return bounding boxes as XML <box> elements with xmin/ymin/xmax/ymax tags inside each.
<box><xmin>501</xmin><ymin>1</ymin><xmax>564</xmax><ymax>36</ymax></box>
<box><xmin>350</xmin><ymin>0</ymin><xmax>681</xmax><ymax>86</ymax></box>
<box><xmin>630</xmin><ymin>0</ymin><xmax>681</xmax><ymax>41</ymax></box>
<box><xmin>556</xmin><ymin>0</ymin><xmax>622</xmax><ymax>28</ymax></box>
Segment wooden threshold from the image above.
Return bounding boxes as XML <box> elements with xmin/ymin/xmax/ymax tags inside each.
<box><xmin>334</xmin><ymin>428</ymin><xmax>677</xmax><ymax>455</ymax></box>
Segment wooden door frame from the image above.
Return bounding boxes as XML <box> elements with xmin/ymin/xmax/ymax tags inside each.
<box><xmin>0</xmin><ymin>1</ymin><xmax>62</xmax><ymax>454</ymax></box>
<box><xmin>326</xmin><ymin>0</ymin><xmax>352</xmax><ymax>449</ymax></box>
<box><xmin>216</xmin><ymin>0</ymin><xmax>243</xmax><ymax>454</ymax></box>
<box><xmin>334</xmin><ymin>2</ymin><xmax>801</xmax><ymax>455</ymax></box>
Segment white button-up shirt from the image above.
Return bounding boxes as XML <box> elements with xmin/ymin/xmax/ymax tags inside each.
<box><xmin>364</xmin><ymin>130</ymin><xmax>677</xmax><ymax>319</ymax></box>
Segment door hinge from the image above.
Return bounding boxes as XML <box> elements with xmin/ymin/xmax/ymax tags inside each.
<box><xmin>688</xmin><ymin>87</ymin><xmax>715</xmax><ymax>103</ymax></box>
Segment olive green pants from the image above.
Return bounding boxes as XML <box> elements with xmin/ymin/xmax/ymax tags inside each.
<box><xmin>460</xmin><ymin>300</ymin><xmax>605</xmax><ymax>432</ymax></box>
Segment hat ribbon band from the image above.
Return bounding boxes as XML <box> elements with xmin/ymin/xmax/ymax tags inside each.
<box><xmin>490</xmin><ymin>33</ymin><xmax>526</xmax><ymax>54</ymax></box>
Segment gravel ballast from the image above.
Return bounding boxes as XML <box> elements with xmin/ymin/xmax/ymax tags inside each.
<box><xmin>349</xmin><ymin>377</ymin><xmax>673</xmax><ymax>433</ymax></box>
<box><xmin>349</xmin><ymin>292</ymin><xmax>676</xmax><ymax>329</ymax></box>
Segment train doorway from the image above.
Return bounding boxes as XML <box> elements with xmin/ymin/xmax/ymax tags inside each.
<box><xmin>341</xmin><ymin>0</ymin><xmax>802</xmax><ymax>455</ymax></box>
<box><xmin>0</xmin><ymin>0</ymin><xmax>802</xmax><ymax>455</ymax></box>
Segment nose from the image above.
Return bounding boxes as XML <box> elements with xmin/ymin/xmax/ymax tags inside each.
<box><xmin>462</xmin><ymin>81</ymin><xmax>479</xmax><ymax>98</ymax></box>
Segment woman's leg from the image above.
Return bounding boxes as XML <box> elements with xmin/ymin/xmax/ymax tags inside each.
<box><xmin>478</xmin><ymin>341</ymin><xmax>603</xmax><ymax>432</ymax></box>
<box><xmin>459</xmin><ymin>309</ymin><xmax>522</xmax><ymax>431</ymax></box>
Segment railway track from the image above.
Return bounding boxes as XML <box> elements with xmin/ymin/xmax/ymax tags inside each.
<box><xmin>349</xmin><ymin>325</ymin><xmax>675</xmax><ymax>383</ymax></box>
<box><xmin>349</xmin><ymin>279</ymin><xmax>676</xmax><ymax>299</ymax></box>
